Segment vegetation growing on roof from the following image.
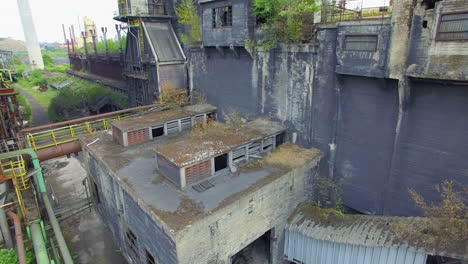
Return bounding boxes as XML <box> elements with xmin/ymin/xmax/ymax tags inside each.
<box><xmin>392</xmin><ymin>180</ymin><xmax>468</xmax><ymax>254</ymax></box>
<box><xmin>253</xmin><ymin>0</ymin><xmax>320</xmax><ymax>50</ymax></box>
<box><xmin>156</xmin><ymin>83</ymin><xmax>189</xmax><ymax>108</ymax></box>
<box><xmin>176</xmin><ymin>0</ymin><xmax>202</xmax><ymax>45</ymax></box>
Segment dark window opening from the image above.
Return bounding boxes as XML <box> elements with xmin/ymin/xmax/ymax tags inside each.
<box><xmin>423</xmin><ymin>20</ymin><xmax>428</xmax><ymax>28</ymax></box>
<box><xmin>426</xmin><ymin>255</ymin><xmax>462</xmax><ymax>264</ymax></box>
<box><xmin>276</xmin><ymin>133</ymin><xmax>285</xmax><ymax>147</ymax></box>
<box><xmin>146</xmin><ymin>249</ymin><xmax>156</xmax><ymax>264</ymax></box>
<box><xmin>93</xmin><ymin>182</ymin><xmax>101</xmax><ymax>204</ymax></box>
<box><xmin>214</xmin><ymin>153</ymin><xmax>228</xmax><ymax>172</ymax></box>
<box><xmin>231</xmin><ymin>230</ymin><xmax>272</xmax><ymax>264</ymax></box>
<box><xmin>126</xmin><ymin>229</ymin><xmax>139</xmax><ymax>259</ymax></box>
<box><xmin>422</xmin><ymin>0</ymin><xmax>441</xmax><ymax>10</ymax></box>
<box><xmin>344</xmin><ymin>35</ymin><xmax>378</xmax><ymax>52</ymax></box>
<box><xmin>436</xmin><ymin>12</ymin><xmax>468</xmax><ymax>41</ymax></box>
<box><xmin>207</xmin><ymin>112</ymin><xmax>216</xmax><ymax>122</ymax></box>
<box><xmin>152</xmin><ymin>126</ymin><xmax>164</xmax><ymax>138</ymax></box>
<box><xmin>212</xmin><ymin>6</ymin><xmax>233</xmax><ymax>28</ymax></box>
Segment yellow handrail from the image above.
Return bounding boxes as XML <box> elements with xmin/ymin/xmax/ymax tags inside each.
<box><xmin>25</xmin><ymin>113</ymin><xmax>133</xmax><ymax>150</ymax></box>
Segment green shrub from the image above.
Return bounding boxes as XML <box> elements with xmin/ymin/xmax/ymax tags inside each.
<box><xmin>96</xmin><ymin>35</ymin><xmax>127</xmax><ymax>54</ymax></box>
<box><xmin>42</xmin><ymin>54</ymin><xmax>54</xmax><ymax>68</ymax></box>
<box><xmin>0</xmin><ymin>248</ymin><xmax>35</xmax><ymax>264</ymax></box>
<box><xmin>253</xmin><ymin>0</ymin><xmax>319</xmax><ymax>44</ymax></box>
<box><xmin>17</xmin><ymin>93</ymin><xmax>32</xmax><ymax>124</ymax></box>
<box><xmin>176</xmin><ymin>0</ymin><xmax>202</xmax><ymax>45</ymax></box>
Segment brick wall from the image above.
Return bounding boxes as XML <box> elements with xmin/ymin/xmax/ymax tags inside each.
<box><xmin>127</xmin><ymin>128</ymin><xmax>150</xmax><ymax>146</ymax></box>
<box><xmin>185</xmin><ymin>160</ymin><xmax>211</xmax><ymax>184</ymax></box>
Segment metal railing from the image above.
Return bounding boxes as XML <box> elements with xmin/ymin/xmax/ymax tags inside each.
<box><xmin>321</xmin><ymin>5</ymin><xmax>392</xmax><ymax>23</ymax></box>
<box><xmin>25</xmin><ymin>113</ymin><xmax>133</xmax><ymax>151</ymax></box>
<box><xmin>114</xmin><ymin>6</ymin><xmax>165</xmax><ymax>18</ymax></box>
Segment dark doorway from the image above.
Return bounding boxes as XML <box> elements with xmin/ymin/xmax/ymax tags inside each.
<box><xmin>214</xmin><ymin>153</ymin><xmax>228</xmax><ymax>172</ymax></box>
<box><xmin>231</xmin><ymin>230</ymin><xmax>271</xmax><ymax>264</ymax></box>
<box><xmin>152</xmin><ymin>126</ymin><xmax>164</xmax><ymax>138</ymax></box>
<box><xmin>276</xmin><ymin>133</ymin><xmax>285</xmax><ymax>147</ymax></box>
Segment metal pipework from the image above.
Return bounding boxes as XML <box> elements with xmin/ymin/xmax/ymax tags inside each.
<box><xmin>116</xmin><ymin>24</ymin><xmax>123</xmax><ymax>60</ymax></box>
<box><xmin>101</xmin><ymin>27</ymin><xmax>109</xmax><ymax>56</ymax></box>
<box><xmin>82</xmin><ymin>31</ymin><xmax>88</xmax><ymax>56</ymax></box>
<box><xmin>31</xmin><ymin>222</ymin><xmax>50</xmax><ymax>264</ymax></box>
<box><xmin>0</xmin><ymin>183</ymin><xmax>13</xmax><ymax>249</ymax></box>
<box><xmin>7</xmin><ymin>211</ymin><xmax>26</xmax><ymax>264</ymax></box>
<box><xmin>90</xmin><ymin>29</ymin><xmax>98</xmax><ymax>56</ymax></box>
<box><xmin>0</xmin><ymin>149</ymin><xmax>73</xmax><ymax>263</ymax></box>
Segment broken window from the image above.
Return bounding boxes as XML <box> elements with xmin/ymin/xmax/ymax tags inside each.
<box><xmin>146</xmin><ymin>249</ymin><xmax>157</xmax><ymax>264</ymax></box>
<box><xmin>212</xmin><ymin>6</ymin><xmax>233</xmax><ymax>28</ymax></box>
<box><xmin>232</xmin><ymin>146</ymin><xmax>247</xmax><ymax>164</ymax></box>
<box><xmin>262</xmin><ymin>137</ymin><xmax>274</xmax><ymax>152</ymax></box>
<box><xmin>126</xmin><ymin>229</ymin><xmax>139</xmax><ymax>259</ymax></box>
<box><xmin>166</xmin><ymin>120</ymin><xmax>179</xmax><ymax>135</ymax></box>
<box><xmin>436</xmin><ymin>13</ymin><xmax>468</xmax><ymax>41</ymax></box>
<box><xmin>214</xmin><ymin>153</ymin><xmax>228</xmax><ymax>171</ymax></box>
<box><xmin>181</xmin><ymin>117</ymin><xmax>192</xmax><ymax>131</ymax></box>
<box><xmin>152</xmin><ymin>126</ymin><xmax>164</xmax><ymax>138</ymax></box>
<box><xmin>344</xmin><ymin>35</ymin><xmax>378</xmax><ymax>52</ymax></box>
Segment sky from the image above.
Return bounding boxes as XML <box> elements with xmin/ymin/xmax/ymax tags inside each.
<box><xmin>0</xmin><ymin>0</ymin><xmax>119</xmax><ymax>43</ymax></box>
<box><xmin>0</xmin><ymin>0</ymin><xmax>389</xmax><ymax>43</ymax></box>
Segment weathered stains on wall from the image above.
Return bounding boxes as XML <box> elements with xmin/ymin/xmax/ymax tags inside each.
<box><xmin>256</xmin><ymin>45</ymin><xmax>316</xmax><ymax>144</ymax></box>
<box><xmin>86</xmin><ymin>154</ymin><xmax>178</xmax><ymax>264</ymax></box>
<box><xmin>175</xmin><ymin>163</ymin><xmax>319</xmax><ymax>264</ymax></box>
<box><xmin>200</xmin><ymin>0</ymin><xmax>252</xmax><ymax>47</ymax></box>
<box><xmin>407</xmin><ymin>0</ymin><xmax>468</xmax><ymax>81</ymax></box>
<box><xmin>335</xmin><ymin>76</ymin><xmax>399</xmax><ymax>215</ymax></box>
<box><xmin>335</xmin><ymin>20</ymin><xmax>392</xmax><ymax>78</ymax></box>
<box><xmin>385</xmin><ymin>81</ymin><xmax>468</xmax><ymax>216</ymax></box>
<box><xmin>387</xmin><ymin>0</ymin><xmax>415</xmax><ymax>79</ymax></box>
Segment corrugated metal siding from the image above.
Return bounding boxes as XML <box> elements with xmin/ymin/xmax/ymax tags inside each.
<box><xmin>284</xmin><ymin>231</ymin><xmax>427</xmax><ymax>264</ymax></box>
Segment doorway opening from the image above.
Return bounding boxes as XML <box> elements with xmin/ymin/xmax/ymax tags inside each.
<box><xmin>231</xmin><ymin>230</ymin><xmax>272</xmax><ymax>264</ymax></box>
<box><xmin>214</xmin><ymin>153</ymin><xmax>228</xmax><ymax>172</ymax></box>
<box><xmin>152</xmin><ymin>126</ymin><xmax>164</xmax><ymax>138</ymax></box>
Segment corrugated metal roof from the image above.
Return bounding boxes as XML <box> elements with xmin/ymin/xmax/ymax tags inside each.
<box><xmin>284</xmin><ymin>231</ymin><xmax>428</xmax><ymax>264</ymax></box>
<box><xmin>285</xmin><ymin>204</ymin><xmax>467</xmax><ymax>261</ymax></box>
<box><xmin>142</xmin><ymin>21</ymin><xmax>185</xmax><ymax>62</ymax></box>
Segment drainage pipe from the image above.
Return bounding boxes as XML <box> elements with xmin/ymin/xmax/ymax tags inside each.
<box><xmin>0</xmin><ymin>149</ymin><xmax>73</xmax><ymax>263</ymax></box>
<box><xmin>31</xmin><ymin>222</ymin><xmax>50</xmax><ymax>264</ymax></box>
<box><xmin>7</xmin><ymin>211</ymin><xmax>26</xmax><ymax>264</ymax></box>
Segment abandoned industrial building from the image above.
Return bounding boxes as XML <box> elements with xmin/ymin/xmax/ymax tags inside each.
<box><xmin>0</xmin><ymin>0</ymin><xmax>467</xmax><ymax>263</ymax></box>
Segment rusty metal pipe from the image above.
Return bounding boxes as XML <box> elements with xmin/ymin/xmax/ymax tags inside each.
<box><xmin>7</xmin><ymin>211</ymin><xmax>26</xmax><ymax>264</ymax></box>
<box><xmin>36</xmin><ymin>141</ymin><xmax>82</xmax><ymax>161</ymax></box>
<box><xmin>19</xmin><ymin>104</ymin><xmax>155</xmax><ymax>137</ymax></box>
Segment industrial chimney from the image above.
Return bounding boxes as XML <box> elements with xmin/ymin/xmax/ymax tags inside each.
<box><xmin>16</xmin><ymin>0</ymin><xmax>44</xmax><ymax>70</ymax></box>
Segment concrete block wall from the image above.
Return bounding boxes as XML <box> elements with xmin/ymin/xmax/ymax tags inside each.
<box><xmin>175</xmin><ymin>159</ymin><xmax>320</xmax><ymax>264</ymax></box>
<box><xmin>85</xmin><ymin>152</ymin><xmax>179</xmax><ymax>264</ymax></box>
<box><xmin>200</xmin><ymin>0</ymin><xmax>252</xmax><ymax>47</ymax></box>
<box><xmin>407</xmin><ymin>0</ymin><xmax>468</xmax><ymax>81</ymax></box>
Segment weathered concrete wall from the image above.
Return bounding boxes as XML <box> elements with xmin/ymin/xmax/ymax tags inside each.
<box><xmin>200</xmin><ymin>0</ymin><xmax>253</xmax><ymax>47</ymax></box>
<box><xmin>335</xmin><ymin>20</ymin><xmax>392</xmax><ymax>78</ymax></box>
<box><xmin>85</xmin><ymin>153</ymin><xmax>178</xmax><ymax>264</ymax></box>
<box><xmin>175</xmin><ymin>160</ymin><xmax>320</xmax><ymax>264</ymax></box>
<box><xmin>407</xmin><ymin>0</ymin><xmax>468</xmax><ymax>81</ymax></box>
<box><xmin>188</xmin><ymin>19</ymin><xmax>468</xmax><ymax>217</ymax></box>
<box><xmin>384</xmin><ymin>81</ymin><xmax>468</xmax><ymax>216</ymax></box>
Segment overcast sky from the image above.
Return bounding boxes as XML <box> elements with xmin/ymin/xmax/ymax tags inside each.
<box><xmin>0</xmin><ymin>0</ymin><xmax>119</xmax><ymax>43</ymax></box>
<box><xmin>0</xmin><ymin>0</ymin><xmax>389</xmax><ymax>43</ymax></box>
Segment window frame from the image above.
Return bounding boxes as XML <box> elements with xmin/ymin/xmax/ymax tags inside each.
<box><xmin>343</xmin><ymin>34</ymin><xmax>379</xmax><ymax>52</ymax></box>
<box><xmin>435</xmin><ymin>12</ymin><xmax>468</xmax><ymax>42</ymax></box>
<box><xmin>212</xmin><ymin>5</ymin><xmax>233</xmax><ymax>29</ymax></box>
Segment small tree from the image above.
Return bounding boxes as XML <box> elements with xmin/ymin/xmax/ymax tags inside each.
<box><xmin>176</xmin><ymin>0</ymin><xmax>202</xmax><ymax>45</ymax></box>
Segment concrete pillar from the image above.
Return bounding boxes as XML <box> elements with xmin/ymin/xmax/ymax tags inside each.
<box><xmin>387</xmin><ymin>0</ymin><xmax>415</xmax><ymax>79</ymax></box>
<box><xmin>17</xmin><ymin>0</ymin><xmax>44</xmax><ymax>70</ymax></box>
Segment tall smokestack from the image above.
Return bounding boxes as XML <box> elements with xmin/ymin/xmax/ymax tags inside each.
<box><xmin>17</xmin><ymin>0</ymin><xmax>44</xmax><ymax>70</ymax></box>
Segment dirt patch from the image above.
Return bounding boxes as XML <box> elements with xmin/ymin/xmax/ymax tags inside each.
<box><xmin>55</xmin><ymin>161</ymin><xmax>69</xmax><ymax>169</ymax></box>
<box><xmin>150</xmin><ymin>195</ymin><xmax>204</xmax><ymax>231</ymax></box>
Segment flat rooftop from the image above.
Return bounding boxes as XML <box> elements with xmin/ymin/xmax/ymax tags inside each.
<box><xmin>156</xmin><ymin>120</ymin><xmax>286</xmax><ymax>167</ymax></box>
<box><xmin>111</xmin><ymin>104</ymin><xmax>217</xmax><ymax>132</ymax></box>
<box><xmin>80</xmin><ymin>124</ymin><xmax>320</xmax><ymax>232</ymax></box>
